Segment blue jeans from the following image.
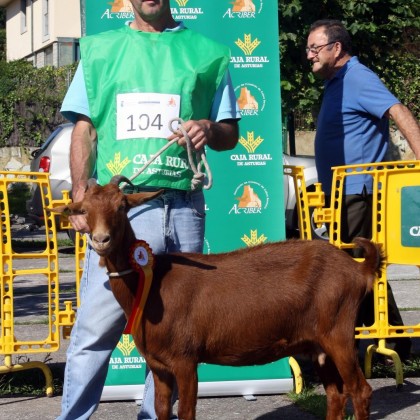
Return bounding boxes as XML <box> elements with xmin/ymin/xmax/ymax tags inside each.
<box><xmin>58</xmin><ymin>189</ymin><xmax>205</xmax><ymax>420</ymax></box>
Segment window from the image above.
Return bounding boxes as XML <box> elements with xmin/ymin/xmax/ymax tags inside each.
<box><xmin>20</xmin><ymin>0</ymin><xmax>27</xmax><ymax>34</ymax></box>
<box><xmin>43</xmin><ymin>0</ymin><xmax>50</xmax><ymax>40</ymax></box>
<box><xmin>57</xmin><ymin>38</ymin><xmax>80</xmax><ymax>66</ymax></box>
<box><xmin>45</xmin><ymin>45</ymin><xmax>53</xmax><ymax>66</ymax></box>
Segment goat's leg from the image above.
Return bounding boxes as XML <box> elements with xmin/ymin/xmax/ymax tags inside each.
<box><xmin>173</xmin><ymin>361</ymin><xmax>198</xmax><ymax>420</ymax></box>
<box><xmin>323</xmin><ymin>339</ymin><xmax>372</xmax><ymax>420</ymax></box>
<box><xmin>331</xmin><ymin>354</ymin><xmax>371</xmax><ymax>419</ymax></box>
<box><xmin>151</xmin><ymin>368</ymin><xmax>176</xmax><ymax>420</ymax></box>
<box><xmin>345</xmin><ymin>368</ymin><xmax>371</xmax><ymax>420</ymax></box>
<box><xmin>313</xmin><ymin>354</ymin><xmax>347</xmax><ymax>420</ymax></box>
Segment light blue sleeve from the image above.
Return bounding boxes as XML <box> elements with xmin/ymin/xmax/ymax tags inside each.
<box><xmin>210</xmin><ymin>70</ymin><xmax>241</xmax><ymax>122</ymax></box>
<box><xmin>60</xmin><ymin>63</ymin><xmax>240</xmax><ymax>124</ymax></box>
<box><xmin>60</xmin><ymin>62</ymin><xmax>90</xmax><ymax>123</ymax></box>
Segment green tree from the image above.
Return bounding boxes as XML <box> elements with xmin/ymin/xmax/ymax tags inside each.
<box><xmin>0</xmin><ymin>7</ymin><xmax>5</xmax><ymax>27</ymax></box>
<box><xmin>0</xmin><ymin>7</ymin><xmax>6</xmax><ymax>61</ymax></box>
<box><xmin>0</xmin><ymin>60</ymin><xmax>76</xmax><ymax>146</ymax></box>
<box><xmin>279</xmin><ymin>0</ymin><xmax>420</xmax><ymax>127</ymax></box>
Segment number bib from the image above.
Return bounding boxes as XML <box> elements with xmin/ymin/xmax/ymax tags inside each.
<box><xmin>116</xmin><ymin>92</ymin><xmax>181</xmax><ymax>140</ymax></box>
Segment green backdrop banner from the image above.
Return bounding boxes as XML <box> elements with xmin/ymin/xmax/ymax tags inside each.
<box><xmin>84</xmin><ymin>0</ymin><xmax>290</xmax><ymax>400</ymax></box>
<box><xmin>85</xmin><ymin>0</ymin><xmax>285</xmax><ymax>249</ymax></box>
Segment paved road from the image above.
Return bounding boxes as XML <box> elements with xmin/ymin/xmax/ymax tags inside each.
<box><xmin>1</xmin><ymin>377</ymin><xmax>420</xmax><ymax>420</ymax></box>
<box><xmin>1</xmin><ymin>226</ymin><xmax>420</xmax><ymax>419</ymax></box>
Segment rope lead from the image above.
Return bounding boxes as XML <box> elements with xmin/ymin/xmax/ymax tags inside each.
<box><xmin>122</xmin><ymin>118</ymin><xmax>212</xmax><ymax>191</ymax></box>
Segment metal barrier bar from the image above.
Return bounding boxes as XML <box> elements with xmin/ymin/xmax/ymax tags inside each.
<box><xmin>0</xmin><ymin>171</ymin><xmax>76</xmax><ymax>396</ymax></box>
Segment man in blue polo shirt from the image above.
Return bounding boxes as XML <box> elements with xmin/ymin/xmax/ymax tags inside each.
<box><xmin>307</xmin><ymin>19</ymin><xmax>420</xmax><ymax>362</ymax></box>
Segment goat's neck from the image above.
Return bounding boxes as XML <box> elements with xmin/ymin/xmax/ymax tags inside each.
<box><xmin>104</xmin><ymin>223</ymin><xmax>139</xmax><ymax>320</ymax></box>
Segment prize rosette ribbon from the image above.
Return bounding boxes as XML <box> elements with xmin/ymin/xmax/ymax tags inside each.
<box><xmin>124</xmin><ymin>240</ymin><xmax>154</xmax><ymax>334</ymax></box>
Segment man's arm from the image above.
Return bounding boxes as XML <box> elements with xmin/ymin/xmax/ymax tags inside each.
<box><xmin>69</xmin><ymin>115</ymin><xmax>97</xmax><ymax>232</ymax></box>
<box><xmin>387</xmin><ymin>103</ymin><xmax>420</xmax><ymax>159</ymax></box>
<box><xmin>201</xmin><ymin>119</ymin><xmax>239</xmax><ymax>151</ymax></box>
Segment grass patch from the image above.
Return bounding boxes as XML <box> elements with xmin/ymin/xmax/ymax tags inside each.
<box><xmin>288</xmin><ymin>387</ymin><xmax>355</xmax><ymax>419</ymax></box>
<box><xmin>287</xmin><ymin>356</ymin><xmax>420</xmax><ymax>418</ymax></box>
<box><xmin>0</xmin><ymin>355</ymin><xmax>64</xmax><ymax>397</ymax></box>
<box><xmin>371</xmin><ymin>355</ymin><xmax>420</xmax><ymax>378</ymax></box>
<box><xmin>12</xmin><ymin>238</ymin><xmax>74</xmax><ymax>248</ymax></box>
<box><xmin>7</xmin><ymin>183</ymin><xmax>32</xmax><ymax>215</ymax></box>
<box><xmin>288</xmin><ymin>386</ymin><xmax>327</xmax><ymax>418</ymax></box>
<box><xmin>14</xmin><ymin>319</ymin><xmax>50</xmax><ymax>325</ymax></box>
<box><xmin>11</xmin><ymin>237</ymin><xmax>75</xmax><ymax>252</ymax></box>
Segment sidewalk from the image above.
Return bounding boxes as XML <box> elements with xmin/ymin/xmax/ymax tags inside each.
<box><xmin>0</xmin><ymin>376</ymin><xmax>419</xmax><ymax>419</ymax></box>
<box><xmin>1</xmin><ymin>245</ymin><xmax>420</xmax><ymax>419</ymax></box>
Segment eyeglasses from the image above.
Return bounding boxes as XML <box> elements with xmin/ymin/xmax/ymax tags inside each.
<box><xmin>305</xmin><ymin>41</ymin><xmax>337</xmax><ymax>55</ymax></box>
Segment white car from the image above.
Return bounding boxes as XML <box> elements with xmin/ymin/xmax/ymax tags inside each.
<box><xmin>27</xmin><ymin>124</ymin><xmax>323</xmax><ymax>238</ymax></box>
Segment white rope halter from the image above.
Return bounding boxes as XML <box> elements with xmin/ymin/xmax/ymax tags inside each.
<box><xmin>120</xmin><ymin>117</ymin><xmax>212</xmax><ymax>191</ymax></box>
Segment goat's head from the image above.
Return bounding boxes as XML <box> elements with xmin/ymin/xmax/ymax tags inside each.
<box><xmin>48</xmin><ymin>176</ymin><xmax>163</xmax><ymax>256</ymax></box>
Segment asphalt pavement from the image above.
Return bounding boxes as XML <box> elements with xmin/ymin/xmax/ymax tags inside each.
<box><xmin>1</xmin><ymin>225</ymin><xmax>420</xmax><ymax>419</ymax></box>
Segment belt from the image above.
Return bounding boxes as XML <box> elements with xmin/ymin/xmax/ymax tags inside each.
<box><xmin>122</xmin><ymin>185</ymin><xmax>163</xmax><ymax>194</ymax></box>
<box><xmin>122</xmin><ymin>185</ymin><xmax>201</xmax><ymax>196</ymax></box>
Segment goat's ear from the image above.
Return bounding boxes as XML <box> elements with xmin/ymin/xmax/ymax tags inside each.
<box><xmin>45</xmin><ymin>202</ymin><xmax>84</xmax><ymax>216</ymax></box>
<box><xmin>126</xmin><ymin>189</ymin><xmax>164</xmax><ymax>208</ymax></box>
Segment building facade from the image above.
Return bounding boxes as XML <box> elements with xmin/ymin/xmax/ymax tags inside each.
<box><xmin>0</xmin><ymin>0</ymin><xmax>81</xmax><ymax>67</ymax></box>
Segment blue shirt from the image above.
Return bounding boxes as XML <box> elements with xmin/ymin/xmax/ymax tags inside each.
<box><xmin>315</xmin><ymin>56</ymin><xmax>400</xmax><ymax>195</ymax></box>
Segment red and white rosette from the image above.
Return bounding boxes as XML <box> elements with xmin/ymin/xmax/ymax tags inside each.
<box><xmin>124</xmin><ymin>240</ymin><xmax>155</xmax><ymax>335</ymax></box>
<box><xmin>129</xmin><ymin>240</ymin><xmax>154</xmax><ymax>272</ymax></box>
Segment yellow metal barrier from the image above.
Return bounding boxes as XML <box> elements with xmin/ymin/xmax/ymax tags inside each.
<box><xmin>0</xmin><ymin>171</ymin><xmax>76</xmax><ymax>396</ymax></box>
<box><xmin>74</xmin><ymin>232</ymin><xmax>86</xmax><ymax>309</ymax></box>
<box><xmin>284</xmin><ymin>161</ymin><xmax>420</xmax><ymax>387</ymax></box>
<box><xmin>283</xmin><ymin>165</ymin><xmax>325</xmax><ymax>241</ymax></box>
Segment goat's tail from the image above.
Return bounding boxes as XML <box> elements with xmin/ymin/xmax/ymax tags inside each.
<box><xmin>353</xmin><ymin>237</ymin><xmax>385</xmax><ymax>294</ymax></box>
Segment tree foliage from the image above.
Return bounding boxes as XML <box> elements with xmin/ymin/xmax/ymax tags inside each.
<box><xmin>279</xmin><ymin>0</ymin><xmax>420</xmax><ymax>128</ymax></box>
<box><xmin>0</xmin><ymin>60</ymin><xmax>76</xmax><ymax>147</ymax></box>
<box><xmin>0</xmin><ymin>2</ymin><xmax>418</xmax><ymax>145</ymax></box>
<box><xmin>0</xmin><ymin>7</ymin><xmax>5</xmax><ymax>62</ymax></box>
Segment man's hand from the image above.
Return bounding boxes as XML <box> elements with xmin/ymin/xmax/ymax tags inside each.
<box><xmin>68</xmin><ymin>189</ymin><xmax>90</xmax><ymax>233</ymax></box>
<box><xmin>167</xmin><ymin>118</ymin><xmax>238</xmax><ymax>152</ymax></box>
<box><xmin>167</xmin><ymin>120</ymin><xmax>210</xmax><ymax>151</ymax></box>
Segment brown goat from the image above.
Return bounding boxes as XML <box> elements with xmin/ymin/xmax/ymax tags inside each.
<box><xmin>51</xmin><ymin>177</ymin><xmax>384</xmax><ymax>420</ymax></box>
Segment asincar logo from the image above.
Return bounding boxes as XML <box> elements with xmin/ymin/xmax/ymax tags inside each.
<box><xmin>232</xmin><ymin>34</ymin><xmax>269</xmax><ymax>69</ymax></box>
<box><xmin>230</xmin><ymin>131</ymin><xmax>273</xmax><ymax>168</ymax></box>
<box><xmin>101</xmin><ymin>0</ymin><xmax>134</xmax><ymax>19</ymax></box>
<box><xmin>241</xmin><ymin>229</ymin><xmax>268</xmax><ymax>247</ymax></box>
<box><xmin>223</xmin><ymin>0</ymin><xmax>263</xmax><ymax>18</ymax></box>
<box><xmin>235</xmin><ymin>82</ymin><xmax>266</xmax><ymax>116</ymax></box>
<box><xmin>171</xmin><ymin>0</ymin><xmax>204</xmax><ymax>20</ymax></box>
<box><xmin>229</xmin><ymin>181</ymin><xmax>269</xmax><ymax>215</ymax></box>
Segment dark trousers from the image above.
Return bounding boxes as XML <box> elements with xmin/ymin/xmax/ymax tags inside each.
<box><xmin>326</xmin><ymin>190</ymin><xmax>411</xmax><ymax>358</ymax></box>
